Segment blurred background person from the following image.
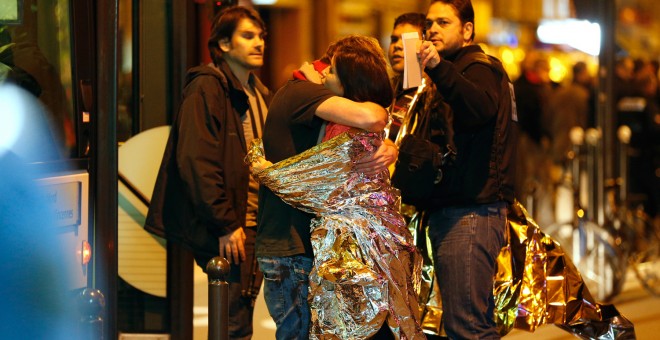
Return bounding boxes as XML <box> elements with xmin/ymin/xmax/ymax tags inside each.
<box><xmin>614</xmin><ymin>56</ymin><xmax>636</xmax><ymax>101</ymax></box>
<box><xmin>543</xmin><ymin>61</ymin><xmax>595</xmax><ymax>223</ymax></box>
<box><xmin>545</xmin><ymin>61</ymin><xmax>595</xmax><ymax>170</ymax></box>
<box><xmin>514</xmin><ymin>51</ymin><xmax>553</xmax><ymax>147</ymax></box>
<box><xmin>513</xmin><ymin>51</ymin><xmax>555</xmax><ymax>225</ymax></box>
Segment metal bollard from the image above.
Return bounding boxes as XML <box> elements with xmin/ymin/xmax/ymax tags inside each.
<box><xmin>584</xmin><ymin>128</ymin><xmax>601</xmax><ymax>222</ymax></box>
<box><xmin>616</xmin><ymin>125</ymin><xmax>631</xmax><ymax>204</ymax></box>
<box><xmin>207</xmin><ymin>256</ymin><xmax>230</xmax><ymax>340</ymax></box>
<box><xmin>78</xmin><ymin>288</ymin><xmax>105</xmax><ymax>340</ymax></box>
<box><xmin>569</xmin><ymin>126</ymin><xmax>585</xmax><ymax>202</ymax></box>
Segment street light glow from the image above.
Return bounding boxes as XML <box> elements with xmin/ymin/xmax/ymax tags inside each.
<box><xmin>537</xmin><ymin>19</ymin><xmax>601</xmax><ymax>56</ymax></box>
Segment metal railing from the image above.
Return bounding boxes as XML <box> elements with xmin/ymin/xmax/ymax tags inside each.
<box><xmin>545</xmin><ymin>125</ymin><xmax>660</xmax><ymax>301</ymax></box>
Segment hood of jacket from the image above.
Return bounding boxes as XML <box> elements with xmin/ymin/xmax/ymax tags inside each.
<box><xmin>184</xmin><ymin>58</ymin><xmax>270</xmax><ymax>99</ymax></box>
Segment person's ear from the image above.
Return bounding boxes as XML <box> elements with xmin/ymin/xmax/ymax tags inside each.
<box><xmin>219</xmin><ymin>38</ymin><xmax>231</xmax><ymax>53</ymax></box>
<box><xmin>463</xmin><ymin>22</ymin><xmax>473</xmax><ymax>42</ymax></box>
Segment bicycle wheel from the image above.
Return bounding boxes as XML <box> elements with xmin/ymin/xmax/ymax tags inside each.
<box><xmin>628</xmin><ymin>210</ymin><xmax>660</xmax><ymax>296</ymax></box>
<box><xmin>547</xmin><ymin>220</ymin><xmax>627</xmax><ymax>302</ymax></box>
<box><xmin>575</xmin><ymin>221</ymin><xmax>627</xmax><ymax>302</ymax></box>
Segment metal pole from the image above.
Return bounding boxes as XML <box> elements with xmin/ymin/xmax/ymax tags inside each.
<box><xmin>569</xmin><ymin>127</ymin><xmax>585</xmax><ymax>208</ymax></box>
<box><xmin>585</xmin><ymin>128</ymin><xmax>601</xmax><ymax>221</ymax></box>
<box><xmin>94</xmin><ymin>0</ymin><xmax>118</xmax><ymax>337</ymax></box>
<box><xmin>596</xmin><ymin>0</ymin><xmax>617</xmax><ymax>226</ymax></box>
<box><xmin>207</xmin><ymin>257</ymin><xmax>230</xmax><ymax>340</ymax></box>
<box><xmin>617</xmin><ymin>125</ymin><xmax>632</xmax><ymax>204</ymax></box>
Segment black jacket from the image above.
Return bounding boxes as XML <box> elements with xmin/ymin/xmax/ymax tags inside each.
<box><xmin>426</xmin><ymin>45</ymin><xmax>518</xmax><ymax>206</ymax></box>
<box><xmin>145</xmin><ymin>59</ymin><xmax>271</xmax><ymax>258</ymax></box>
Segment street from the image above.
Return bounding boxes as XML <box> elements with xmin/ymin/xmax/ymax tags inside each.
<box><xmin>506</xmin><ymin>267</ymin><xmax>660</xmax><ymax>339</ymax></box>
<box><xmin>193</xmin><ymin>265</ymin><xmax>660</xmax><ymax>339</ymax></box>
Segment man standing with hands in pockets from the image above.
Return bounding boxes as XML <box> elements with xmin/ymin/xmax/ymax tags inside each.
<box><xmin>146</xmin><ymin>6</ymin><xmax>269</xmax><ymax>339</ymax></box>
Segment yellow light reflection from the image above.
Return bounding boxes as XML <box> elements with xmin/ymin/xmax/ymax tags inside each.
<box><xmin>549</xmin><ymin>57</ymin><xmax>567</xmax><ymax>83</ymax></box>
<box><xmin>501</xmin><ymin>49</ymin><xmax>514</xmax><ymax>65</ymax></box>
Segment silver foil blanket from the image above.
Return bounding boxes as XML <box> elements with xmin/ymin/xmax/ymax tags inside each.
<box><xmin>249</xmin><ymin>130</ymin><xmax>425</xmax><ymax>339</ymax></box>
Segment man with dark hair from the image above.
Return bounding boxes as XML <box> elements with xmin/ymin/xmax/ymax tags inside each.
<box><xmin>386</xmin><ymin>12</ymin><xmax>452</xmax><ymax>339</ymax></box>
<box><xmin>416</xmin><ymin>0</ymin><xmax>519</xmax><ymax>338</ymax></box>
<box><xmin>256</xmin><ymin>35</ymin><xmax>398</xmax><ymax>340</ymax></box>
<box><xmin>386</xmin><ymin>12</ymin><xmax>430</xmax><ymax>144</ymax></box>
<box><xmin>146</xmin><ymin>6</ymin><xmax>269</xmax><ymax>339</ymax></box>
<box><xmin>388</xmin><ymin>12</ymin><xmax>426</xmax><ymax>77</ymax></box>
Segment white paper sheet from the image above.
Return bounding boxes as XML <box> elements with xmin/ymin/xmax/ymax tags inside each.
<box><xmin>402</xmin><ymin>32</ymin><xmax>422</xmax><ymax>89</ymax></box>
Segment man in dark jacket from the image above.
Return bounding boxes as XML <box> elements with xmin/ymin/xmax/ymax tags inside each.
<box><xmin>145</xmin><ymin>6</ymin><xmax>269</xmax><ymax>339</ymax></box>
<box><xmin>416</xmin><ymin>0</ymin><xmax>518</xmax><ymax>338</ymax></box>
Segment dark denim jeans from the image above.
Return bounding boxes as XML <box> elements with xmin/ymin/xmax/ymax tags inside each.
<box><xmin>257</xmin><ymin>255</ymin><xmax>313</xmax><ymax>340</ymax></box>
<box><xmin>428</xmin><ymin>201</ymin><xmax>508</xmax><ymax>340</ymax></box>
<box><xmin>226</xmin><ymin>282</ymin><xmax>254</xmax><ymax>340</ymax></box>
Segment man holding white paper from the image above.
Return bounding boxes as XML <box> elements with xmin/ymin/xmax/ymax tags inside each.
<box><xmin>415</xmin><ymin>0</ymin><xmax>519</xmax><ymax>338</ymax></box>
<box><xmin>402</xmin><ymin>32</ymin><xmax>423</xmax><ymax>89</ymax></box>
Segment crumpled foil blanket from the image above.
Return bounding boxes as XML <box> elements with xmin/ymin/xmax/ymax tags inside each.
<box><xmin>249</xmin><ymin>129</ymin><xmax>425</xmax><ymax>339</ymax></box>
<box><xmin>411</xmin><ymin>201</ymin><xmax>636</xmax><ymax>339</ymax></box>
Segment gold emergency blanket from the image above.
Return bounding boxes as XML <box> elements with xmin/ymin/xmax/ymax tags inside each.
<box><xmin>249</xmin><ymin>130</ymin><xmax>425</xmax><ymax>339</ymax></box>
<box><xmin>495</xmin><ymin>202</ymin><xmax>635</xmax><ymax>338</ymax></box>
<box><xmin>412</xmin><ymin>201</ymin><xmax>635</xmax><ymax>339</ymax></box>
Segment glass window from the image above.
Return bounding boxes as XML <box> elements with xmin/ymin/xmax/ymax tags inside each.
<box><xmin>118</xmin><ymin>0</ymin><xmax>134</xmax><ymax>142</ymax></box>
<box><xmin>1</xmin><ymin>0</ymin><xmax>75</xmax><ymax>158</ymax></box>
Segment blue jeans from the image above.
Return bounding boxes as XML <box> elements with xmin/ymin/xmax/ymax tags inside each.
<box><xmin>257</xmin><ymin>255</ymin><xmax>313</xmax><ymax>340</ymax></box>
<box><xmin>428</xmin><ymin>202</ymin><xmax>508</xmax><ymax>340</ymax></box>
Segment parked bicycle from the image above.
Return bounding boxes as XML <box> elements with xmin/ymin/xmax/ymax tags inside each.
<box><xmin>609</xmin><ymin>125</ymin><xmax>660</xmax><ymax>297</ymax></box>
<box><xmin>544</xmin><ymin>126</ymin><xmax>660</xmax><ymax>302</ymax></box>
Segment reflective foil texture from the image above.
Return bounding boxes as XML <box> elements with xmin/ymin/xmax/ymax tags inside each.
<box><xmin>409</xmin><ymin>202</ymin><xmax>635</xmax><ymax>339</ymax></box>
<box><xmin>494</xmin><ymin>201</ymin><xmax>636</xmax><ymax>339</ymax></box>
<box><xmin>248</xmin><ymin>130</ymin><xmax>425</xmax><ymax>339</ymax></box>
<box><xmin>406</xmin><ymin>211</ymin><xmax>444</xmax><ymax>337</ymax></box>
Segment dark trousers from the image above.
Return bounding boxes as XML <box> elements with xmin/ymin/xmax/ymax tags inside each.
<box><xmin>194</xmin><ymin>227</ymin><xmax>260</xmax><ymax>340</ymax></box>
<box><xmin>428</xmin><ymin>202</ymin><xmax>508</xmax><ymax>340</ymax></box>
